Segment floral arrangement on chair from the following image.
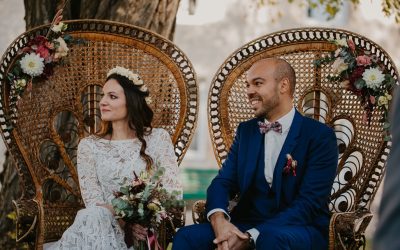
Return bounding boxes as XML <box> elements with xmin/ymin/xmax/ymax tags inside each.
<box><xmin>112</xmin><ymin>167</ymin><xmax>184</xmax><ymax>249</ymax></box>
<box><xmin>6</xmin><ymin>8</ymin><xmax>72</xmax><ymax>98</ymax></box>
<box><xmin>315</xmin><ymin>37</ymin><xmax>396</xmax><ymax>140</ymax></box>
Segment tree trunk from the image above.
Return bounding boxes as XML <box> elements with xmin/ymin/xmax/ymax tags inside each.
<box><xmin>24</xmin><ymin>0</ymin><xmax>180</xmax><ymax>40</ymax></box>
<box><xmin>0</xmin><ymin>0</ymin><xmax>180</xmax><ymax>248</ymax></box>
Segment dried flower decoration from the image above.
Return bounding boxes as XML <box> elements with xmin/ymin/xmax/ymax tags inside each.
<box><xmin>315</xmin><ymin>37</ymin><xmax>396</xmax><ymax>141</ymax></box>
<box><xmin>7</xmin><ymin>5</ymin><xmax>73</xmax><ymax>99</ymax></box>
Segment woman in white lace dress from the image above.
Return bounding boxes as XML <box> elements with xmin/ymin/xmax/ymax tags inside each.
<box><xmin>46</xmin><ymin>66</ymin><xmax>182</xmax><ymax>250</ymax></box>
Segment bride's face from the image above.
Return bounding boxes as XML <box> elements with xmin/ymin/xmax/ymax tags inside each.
<box><xmin>100</xmin><ymin>78</ymin><xmax>128</xmax><ymax>122</ymax></box>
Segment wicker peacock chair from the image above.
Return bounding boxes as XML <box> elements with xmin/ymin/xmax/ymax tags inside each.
<box><xmin>192</xmin><ymin>27</ymin><xmax>398</xmax><ymax>249</ymax></box>
<box><xmin>0</xmin><ymin>20</ymin><xmax>198</xmax><ymax>249</ymax></box>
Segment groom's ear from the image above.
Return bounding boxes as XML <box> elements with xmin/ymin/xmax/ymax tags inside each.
<box><xmin>279</xmin><ymin>77</ymin><xmax>291</xmax><ymax>94</ymax></box>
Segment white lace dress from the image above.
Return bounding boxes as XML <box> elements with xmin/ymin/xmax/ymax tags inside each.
<box><xmin>45</xmin><ymin>128</ymin><xmax>182</xmax><ymax>250</ymax></box>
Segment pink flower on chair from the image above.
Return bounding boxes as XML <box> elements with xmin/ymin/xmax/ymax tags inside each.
<box><xmin>283</xmin><ymin>154</ymin><xmax>297</xmax><ymax>176</ymax></box>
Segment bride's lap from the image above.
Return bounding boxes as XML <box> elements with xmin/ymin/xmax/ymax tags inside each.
<box><xmin>44</xmin><ymin>205</ymin><xmax>129</xmax><ymax>250</ymax></box>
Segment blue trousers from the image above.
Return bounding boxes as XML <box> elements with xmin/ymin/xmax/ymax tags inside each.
<box><xmin>172</xmin><ymin>222</ymin><xmax>326</xmax><ymax>250</ymax></box>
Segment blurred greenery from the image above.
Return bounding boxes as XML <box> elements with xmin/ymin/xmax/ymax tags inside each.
<box><xmin>181</xmin><ymin>168</ymin><xmax>218</xmax><ymax>200</ymax></box>
<box><xmin>257</xmin><ymin>0</ymin><xmax>400</xmax><ymax>23</ymax></box>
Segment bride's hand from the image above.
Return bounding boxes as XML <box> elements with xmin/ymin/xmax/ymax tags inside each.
<box><xmin>96</xmin><ymin>203</ymin><xmax>115</xmax><ymax>215</ymax></box>
<box><xmin>96</xmin><ymin>203</ymin><xmax>125</xmax><ymax>228</ymax></box>
<box><xmin>130</xmin><ymin>224</ymin><xmax>148</xmax><ymax>241</ymax></box>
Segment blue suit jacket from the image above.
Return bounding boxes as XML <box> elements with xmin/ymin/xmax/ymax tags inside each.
<box><xmin>206</xmin><ymin>110</ymin><xmax>338</xmax><ymax>236</ymax></box>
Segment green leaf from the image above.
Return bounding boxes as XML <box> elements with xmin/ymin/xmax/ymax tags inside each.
<box><xmin>325</xmin><ymin>5</ymin><xmax>339</xmax><ymax>19</ymax></box>
<box><xmin>120</xmin><ymin>186</ymin><xmax>129</xmax><ymax>195</ymax></box>
<box><xmin>354</xmin><ymin>79</ymin><xmax>366</xmax><ymax>90</ymax></box>
<box><xmin>383</xmin><ymin>122</ymin><xmax>391</xmax><ymax>129</ymax></box>
<box><xmin>63</xmin><ymin>34</ymin><xmax>73</xmax><ymax>42</ymax></box>
<box><xmin>111</xmin><ymin>198</ymin><xmax>130</xmax><ymax>210</ymax></box>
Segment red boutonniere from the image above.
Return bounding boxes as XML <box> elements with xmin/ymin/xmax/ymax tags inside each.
<box><xmin>283</xmin><ymin>154</ymin><xmax>297</xmax><ymax>176</ymax></box>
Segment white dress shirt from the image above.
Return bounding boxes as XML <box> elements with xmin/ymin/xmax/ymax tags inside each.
<box><xmin>207</xmin><ymin>107</ymin><xmax>296</xmax><ymax>244</ymax></box>
<box><xmin>264</xmin><ymin>107</ymin><xmax>295</xmax><ymax>186</ymax></box>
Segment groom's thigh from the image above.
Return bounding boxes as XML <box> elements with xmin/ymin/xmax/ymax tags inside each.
<box><xmin>257</xmin><ymin>225</ymin><xmax>324</xmax><ymax>250</ymax></box>
<box><xmin>172</xmin><ymin>223</ymin><xmax>215</xmax><ymax>250</ymax></box>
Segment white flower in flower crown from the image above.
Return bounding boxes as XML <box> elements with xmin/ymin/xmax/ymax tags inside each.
<box><xmin>140</xmin><ymin>85</ymin><xmax>148</xmax><ymax>92</ymax></box>
<box><xmin>20</xmin><ymin>53</ymin><xmax>45</xmax><ymax>77</ymax></box>
<box><xmin>145</xmin><ymin>96</ymin><xmax>152</xmax><ymax>104</ymax></box>
<box><xmin>362</xmin><ymin>67</ymin><xmax>385</xmax><ymax>90</ymax></box>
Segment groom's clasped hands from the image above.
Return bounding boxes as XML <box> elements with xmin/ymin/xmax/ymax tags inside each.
<box><xmin>211</xmin><ymin>212</ymin><xmax>250</xmax><ymax>250</ymax></box>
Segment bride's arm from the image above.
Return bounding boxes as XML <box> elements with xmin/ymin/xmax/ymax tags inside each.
<box><xmin>156</xmin><ymin>129</ymin><xmax>183</xmax><ymax>198</ymax></box>
<box><xmin>77</xmin><ymin>138</ymin><xmax>106</xmax><ymax>207</ymax></box>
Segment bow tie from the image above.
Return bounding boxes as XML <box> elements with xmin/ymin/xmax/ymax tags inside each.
<box><xmin>258</xmin><ymin>121</ymin><xmax>282</xmax><ymax>134</ymax></box>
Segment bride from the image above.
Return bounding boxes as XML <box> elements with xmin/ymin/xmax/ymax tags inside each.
<box><xmin>46</xmin><ymin>66</ymin><xmax>182</xmax><ymax>249</ymax></box>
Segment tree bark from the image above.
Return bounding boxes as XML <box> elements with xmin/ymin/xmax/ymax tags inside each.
<box><xmin>23</xmin><ymin>0</ymin><xmax>180</xmax><ymax>40</ymax></box>
<box><xmin>0</xmin><ymin>0</ymin><xmax>180</xmax><ymax>248</ymax></box>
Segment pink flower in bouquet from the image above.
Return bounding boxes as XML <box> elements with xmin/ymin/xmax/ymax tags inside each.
<box><xmin>356</xmin><ymin>55</ymin><xmax>372</xmax><ymax>66</ymax></box>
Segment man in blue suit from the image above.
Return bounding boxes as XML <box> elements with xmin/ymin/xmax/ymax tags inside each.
<box><xmin>173</xmin><ymin>58</ymin><xmax>338</xmax><ymax>249</ymax></box>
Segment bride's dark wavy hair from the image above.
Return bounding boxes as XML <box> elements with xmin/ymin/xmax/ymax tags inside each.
<box><xmin>97</xmin><ymin>73</ymin><xmax>154</xmax><ymax>171</ymax></box>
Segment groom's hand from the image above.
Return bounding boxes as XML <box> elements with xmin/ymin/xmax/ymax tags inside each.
<box><xmin>210</xmin><ymin>212</ymin><xmax>248</xmax><ymax>250</ymax></box>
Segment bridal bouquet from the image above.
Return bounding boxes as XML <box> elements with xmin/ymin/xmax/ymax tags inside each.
<box><xmin>112</xmin><ymin>167</ymin><xmax>183</xmax><ymax>249</ymax></box>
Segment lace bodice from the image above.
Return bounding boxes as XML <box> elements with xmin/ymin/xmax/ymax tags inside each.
<box><xmin>77</xmin><ymin>128</ymin><xmax>182</xmax><ymax>207</ymax></box>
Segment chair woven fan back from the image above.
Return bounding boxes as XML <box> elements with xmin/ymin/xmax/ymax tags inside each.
<box><xmin>208</xmin><ymin>28</ymin><xmax>398</xmax><ymax>213</ymax></box>
<box><xmin>0</xmin><ymin>20</ymin><xmax>197</xmax><ymax>242</ymax></box>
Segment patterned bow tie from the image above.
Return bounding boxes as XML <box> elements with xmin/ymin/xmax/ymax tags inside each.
<box><xmin>258</xmin><ymin>121</ymin><xmax>282</xmax><ymax>134</ymax></box>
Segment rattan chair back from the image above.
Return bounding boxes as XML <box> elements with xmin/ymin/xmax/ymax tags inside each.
<box><xmin>208</xmin><ymin>27</ymin><xmax>397</xmax><ymax>216</ymax></box>
<box><xmin>0</xmin><ymin>19</ymin><xmax>198</xmax><ymax>248</ymax></box>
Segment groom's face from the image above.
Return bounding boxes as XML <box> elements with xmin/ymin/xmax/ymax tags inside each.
<box><xmin>246</xmin><ymin>60</ymin><xmax>281</xmax><ymax>119</ymax></box>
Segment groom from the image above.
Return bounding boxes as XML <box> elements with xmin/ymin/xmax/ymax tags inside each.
<box><xmin>173</xmin><ymin>58</ymin><xmax>338</xmax><ymax>249</ymax></box>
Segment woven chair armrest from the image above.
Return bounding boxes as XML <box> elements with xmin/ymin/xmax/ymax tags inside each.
<box><xmin>159</xmin><ymin>204</ymin><xmax>186</xmax><ymax>248</ymax></box>
<box><xmin>12</xmin><ymin>199</ymin><xmax>39</xmax><ymax>243</ymax></box>
<box><xmin>192</xmin><ymin>200</ymin><xmax>207</xmax><ymax>224</ymax></box>
<box><xmin>329</xmin><ymin>210</ymin><xmax>373</xmax><ymax>250</ymax></box>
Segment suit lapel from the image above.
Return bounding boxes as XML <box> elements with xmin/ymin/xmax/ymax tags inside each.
<box><xmin>242</xmin><ymin>119</ymin><xmax>265</xmax><ymax>193</ymax></box>
<box><xmin>272</xmin><ymin>110</ymin><xmax>303</xmax><ymax>205</ymax></box>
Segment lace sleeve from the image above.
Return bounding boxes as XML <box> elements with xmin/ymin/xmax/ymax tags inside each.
<box><xmin>155</xmin><ymin>129</ymin><xmax>183</xmax><ymax>199</ymax></box>
<box><xmin>77</xmin><ymin>138</ymin><xmax>105</xmax><ymax>207</ymax></box>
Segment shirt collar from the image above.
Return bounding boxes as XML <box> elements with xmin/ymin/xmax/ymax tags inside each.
<box><xmin>265</xmin><ymin>107</ymin><xmax>295</xmax><ymax>134</ymax></box>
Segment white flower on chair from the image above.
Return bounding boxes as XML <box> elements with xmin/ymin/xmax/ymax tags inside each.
<box><xmin>362</xmin><ymin>67</ymin><xmax>385</xmax><ymax>90</ymax></box>
<box><xmin>20</xmin><ymin>53</ymin><xmax>45</xmax><ymax>77</ymax></box>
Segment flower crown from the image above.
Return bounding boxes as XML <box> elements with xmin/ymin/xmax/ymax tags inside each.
<box><xmin>107</xmin><ymin>66</ymin><xmax>148</xmax><ymax>92</ymax></box>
